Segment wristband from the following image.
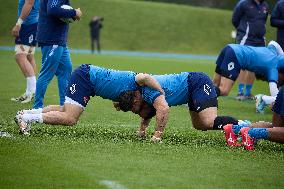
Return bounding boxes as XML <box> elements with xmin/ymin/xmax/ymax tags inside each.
<box><xmin>16</xmin><ymin>18</ymin><xmax>23</xmax><ymax>26</ymax></box>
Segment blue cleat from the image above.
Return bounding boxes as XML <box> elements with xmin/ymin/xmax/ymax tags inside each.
<box><xmin>238</xmin><ymin>120</ymin><xmax>251</xmax><ymax>127</ymax></box>
<box><xmin>255</xmin><ymin>94</ymin><xmax>267</xmax><ymax>114</ymax></box>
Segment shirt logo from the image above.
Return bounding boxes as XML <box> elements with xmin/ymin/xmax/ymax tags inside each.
<box><xmin>228</xmin><ymin>133</ymin><xmax>234</xmax><ymax>143</ymax></box>
<box><xmin>204</xmin><ymin>84</ymin><xmax>212</xmax><ymax>95</ymax></box>
<box><xmin>263</xmin><ymin>7</ymin><xmax>268</xmax><ymax>14</ymax></box>
<box><xmin>70</xmin><ymin>84</ymin><xmax>76</xmax><ymax>94</ymax></box>
<box><xmin>29</xmin><ymin>34</ymin><xmax>33</xmax><ymax>44</ymax></box>
<box><xmin>83</xmin><ymin>96</ymin><xmax>90</xmax><ymax>104</ymax></box>
<box><xmin>228</xmin><ymin>62</ymin><xmax>235</xmax><ymax>71</ymax></box>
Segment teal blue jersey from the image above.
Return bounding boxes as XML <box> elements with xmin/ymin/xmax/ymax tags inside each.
<box><xmin>229</xmin><ymin>44</ymin><xmax>284</xmax><ymax>82</ymax></box>
<box><xmin>18</xmin><ymin>0</ymin><xmax>40</xmax><ymax>25</ymax></box>
<box><xmin>89</xmin><ymin>65</ymin><xmax>139</xmax><ymax>101</ymax></box>
<box><xmin>141</xmin><ymin>72</ymin><xmax>189</xmax><ymax>106</ymax></box>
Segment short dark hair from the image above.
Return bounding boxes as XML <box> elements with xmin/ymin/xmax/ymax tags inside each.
<box><xmin>118</xmin><ymin>91</ymin><xmax>136</xmax><ymax>112</ymax></box>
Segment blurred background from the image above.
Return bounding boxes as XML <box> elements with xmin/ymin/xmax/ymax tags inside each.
<box><xmin>0</xmin><ymin>0</ymin><xmax>277</xmax><ymax>55</ymax></box>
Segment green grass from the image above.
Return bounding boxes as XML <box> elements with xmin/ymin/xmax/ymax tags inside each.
<box><xmin>0</xmin><ymin>0</ymin><xmax>276</xmax><ymax>54</ymax></box>
<box><xmin>0</xmin><ymin>50</ymin><xmax>284</xmax><ymax>189</ymax></box>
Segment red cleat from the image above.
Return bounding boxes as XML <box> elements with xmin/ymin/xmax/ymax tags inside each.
<box><xmin>223</xmin><ymin>124</ymin><xmax>241</xmax><ymax>147</ymax></box>
<box><xmin>240</xmin><ymin>127</ymin><xmax>255</xmax><ymax>151</ymax></box>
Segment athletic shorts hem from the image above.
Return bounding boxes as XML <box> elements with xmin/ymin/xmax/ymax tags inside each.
<box><xmin>15</xmin><ymin>45</ymin><xmax>36</xmax><ymax>54</ymax></box>
<box><xmin>65</xmin><ymin>96</ymin><xmax>85</xmax><ymax>110</ymax></box>
<box><xmin>188</xmin><ymin>97</ymin><xmax>218</xmax><ymax>113</ymax></box>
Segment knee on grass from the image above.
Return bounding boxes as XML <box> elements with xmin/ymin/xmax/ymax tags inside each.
<box><xmin>193</xmin><ymin>121</ymin><xmax>214</xmax><ymax>131</ymax></box>
<box><xmin>64</xmin><ymin>117</ymin><xmax>78</xmax><ymax>126</ymax></box>
<box><xmin>220</xmin><ymin>88</ymin><xmax>230</xmax><ymax>96</ymax></box>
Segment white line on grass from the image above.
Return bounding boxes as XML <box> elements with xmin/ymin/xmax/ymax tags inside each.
<box><xmin>99</xmin><ymin>180</ymin><xmax>128</xmax><ymax>189</ymax></box>
<box><xmin>0</xmin><ymin>46</ymin><xmax>217</xmax><ymax>61</ymax></box>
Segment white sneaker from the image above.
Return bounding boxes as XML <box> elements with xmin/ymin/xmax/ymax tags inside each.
<box><xmin>21</xmin><ymin>93</ymin><xmax>34</xmax><ymax>104</ymax></box>
<box><xmin>255</xmin><ymin>94</ymin><xmax>266</xmax><ymax>114</ymax></box>
<box><xmin>19</xmin><ymin>108</ymin><xmax>42</xmax><ymax>115</ymax></box>
<box><xmin>11</xmin><ymin>93</ymin><xmax>27</xmax><ymax>102</ymax></box>
<box><xmin>14</xmin><ymin>114</ymin><xmax>30</xmax><ymax>135</ymax></box>
<box><xmin>16</xmin><ymin>110</ymin><xmax>24</xmax><ymax>116</ymax></box>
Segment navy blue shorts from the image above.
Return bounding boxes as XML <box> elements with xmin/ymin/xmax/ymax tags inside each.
<box><xmin>15</xmin><ymin>23</ymin><xmax>38</xmax><ymax>46</ymax></box>
<box><xmin>215</xmin><ymin>46</ymin><xmax>241</xmax><ymax>81</ymax></box>
<box><xmin>187</xmin><ymin>72</ymin><xmax>218</xmax><ymax>112</ymax></box>
<box><xmin>272</xmin><ymin>87</ymin><xmax>284</xmax><ymax>117</ymax></box>
<box><xmin>65</xmin><ymin>64</ymin><xmax>95</xmax><ymax>108</ymax></box>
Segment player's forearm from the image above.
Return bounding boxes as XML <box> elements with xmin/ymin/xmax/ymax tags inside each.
<box><xmin>47</xmin><ymin>3</ymin><xmax>76</xmax><ymax>18</ymax></box>
<box><xmin>271</xmin><ymin>19</ymin><xmax>284</xmax><ymax>28</ymax></box>
<box><xmin>231</xmin><ymin>9</ymin><xmax>242</xmax><ymax>28</ymax></box>
<box><xmin>140</xmin><ymin>118</ymin><xmax>151</xmax><ymax>131</ymax></box>
<box><xmin>231</xmin><ymin>18</ymin><xmax>240</xmax><ymax>28</ymax></box>
<box><xmin>138</xmin><ymin>118</ymin><xmax>151</xmax><ymax>136</ymax></box>
<box><xmin>153</xmin><ymin>107</ymin><xmax>169</xmax><ymax>138</ymax></box>
<box><xmin>137</xmin><ymin>118</ymin><xmax>151</xmax><ymax>139</ymax></box>
<box><xmin>18</xmin><ymin>0</ymin><xmax>34</xmax><ymax>22</ymax></box>
<box><xmin>250</xmin><ymin>121</ymin><xmax>273</xmax><ymax>128</ymax></box>
<box><xmin>135</xmin><ymin>73</ymin><xmax>164</xmax><ymax>95</ymax></box>
<box><xmin>144</xmin><ymin>76</ymin><xmax>164</xmax><ymax>95</ymax></box>
<box><xmin>152</xmin><ymin>95</ymin><xmax>169</xmax><ymax>139</ymax></box>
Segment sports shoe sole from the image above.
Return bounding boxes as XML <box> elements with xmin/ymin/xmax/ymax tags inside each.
<box><xmin>14</xmin><ymin>115</ymin><xmax>30</xmax><ymax>135</ymax></box>
<box><xmin>240</xmin><ymin>128</ymin><xmax>255</xmax><ymax>151</ymax></box>
<box><xmin>223</xmin><ymin>124</ymin><xmax>241</xmax><ymax>147</ymax></box>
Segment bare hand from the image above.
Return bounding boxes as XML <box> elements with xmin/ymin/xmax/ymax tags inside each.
<box><xmin>150</xmin><ymin>131</ymin><xmax>163</xmax><ymax>143</ymax></box>
<box><xmin>12</xmin><ymin>25</ymin><xmax>21</xmax><ymax>37</ymax></box>
<box><xmin>137</xmin><ymin>130</ymin><xmax>146</xmax><ymax>139</ymax></box>
<box><xmin>150</xmin><ymin>135</ymin><xmax>162</xmax><ymax>143</ymax></box>
<box><xmin>74</xmin><ymin>8</ymin><xmax>82</xmax><ymax>21</ymax></box>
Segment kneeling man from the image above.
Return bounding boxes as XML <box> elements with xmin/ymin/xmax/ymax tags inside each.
<box><xmin>15</xmin><ymin>64</ymin><xmax>166</xmax><ymax>136</ymax></box>
<box><xmin>117</xmin><ymin>72</ymin><xmax>238</xmax><ymax>141</ymax></box>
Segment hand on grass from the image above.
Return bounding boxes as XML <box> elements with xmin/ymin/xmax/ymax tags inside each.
<box><xmin>150</xmin><ymin>131</ymin><xmax>163</xmax><ymax>143</ymax></box>
<box><xmin>137</xmin><ymin>130</ymin><xmax>146</xmax><ymax>140</ymax></box>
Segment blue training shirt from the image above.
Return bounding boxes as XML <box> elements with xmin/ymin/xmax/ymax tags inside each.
<box><xmin>37</xmin><ymin>0</ymin><xmax>76</xmax><ymax>46</ymax></box>
<box><xmin>89</xmin><ymin>65</ymin><xmax>139</xmax><ymax>101</ymax></box>
<box><xmin>271</xmin><ymin>0</ymin><xmax>284</xmax><ymax>48</ymax></box>
<box><xmin>232</xmin><ymin>0</ymin><xmax>269</xmax><ymax>46</ymax></box>
<box><xmin>141</xmin><ymin>72</ymin><xmax>189</xmax><ymax>106</ymax></box>
<box><xmin>229</xmin><ymin>44</ymin><xmax>282</xmax><ymax>82</ymax></box>
<box><xmin>18</xmin><ymin>0</ymin><xmax>40</xmax><ymax>25</ymax></box>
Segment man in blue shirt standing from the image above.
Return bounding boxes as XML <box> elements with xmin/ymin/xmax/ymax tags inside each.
<box><xmin>232</xmin><ymin>0</ymin><xmax>269</xmax><ymax>101</ymax></box>
<box><xmin>271</xmin><ymin>0</ymin><xmax>284</xmax><ymax>49</ymax></box>
<box><xmin>33</xmin><ymin>0</ymin><xmax>82</xmax><ymax>110</ymax></box>
<box><xmin>11</xmin><ymin>0</ymin><xmax>40</xmax><ymax>103</ymax></box>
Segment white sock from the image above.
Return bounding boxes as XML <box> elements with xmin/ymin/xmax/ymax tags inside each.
<box><xmin>23</xmin><ymin>108</ymin><xmax>42</xmax><ymax>114</ymax></box>
<box><xmin>23</xmin><ymin>113</ymin><xmax>43</xmax><ymax>123</ymax></box>
<box><xmin>262</xmin><ymin>95</ymin><xmax>276</xmax><ymax>105</ymax></box>
<box><xmin>25</xmin><ymin>76</ymin><xmax>36</xmax><ymax>95</ymax></box>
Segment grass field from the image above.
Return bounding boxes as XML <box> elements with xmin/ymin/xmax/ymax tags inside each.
<box><xmin>0</xmin><ymin>50</ymin><xmax>284</xmax><ymax>189</ymax></box>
